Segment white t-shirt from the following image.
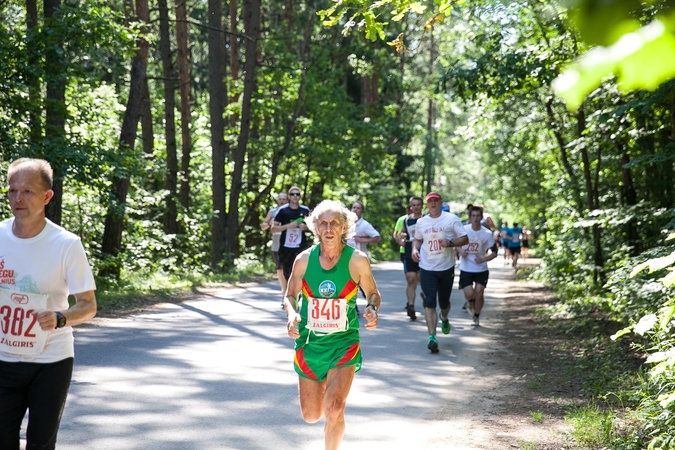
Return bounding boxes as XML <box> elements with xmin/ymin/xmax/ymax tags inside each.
<box><xmin>0</xmin><ymin>218</ymin><xmax>96</xmax><ymax>363</ymax></box>
<box><xmin>346</xmin><ymin>217</ymin><xmax>380</xmax><ymax>255</ymax></box>
<box><xmin>413</xmin><ymin>212</ymin><xmax>467</xmax><ymax>271</ymax></box>
<box><xmin>270</xmin><ymin>204</ymin><xmax>288</xmax><ymax>252</ymax></box>
<box><xmin>459</xmin><ymin>225</ymin><xmax>495</xmax><ymax>273</ymax></box>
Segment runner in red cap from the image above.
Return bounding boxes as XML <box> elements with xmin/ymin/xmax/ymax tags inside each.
<box><xmin>411</xmin><ymin>192</ymin><xmax>468</xmax><ymax>353</ymax></box>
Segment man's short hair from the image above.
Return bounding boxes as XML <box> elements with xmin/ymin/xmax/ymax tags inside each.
<box><xmin>352</xmin><ymin>201</ymin><xmax>364</xmax><ymax>210</ymax></box>
<box><xmin>8</xmin><ymin>158</ymin><xmax>53</xmax><ymax>190</ymax></box>
<box><xmin>288</xmin><ymin>186</ymin><xmax>301</xmax><ymax>195</ymax></box>
<box><xmin>306</xmin><ymin>200</ymin><xmax>357</xmax><ymax>243</ymax></box>
<box><xmin>409</xmin><ymin>196</ymin><xmax>423</xmax><ymax>206</ymax></box>
<box><xmin>469</xmin><ymin>205</ymin><xmax>484</xmax><ymax>218</ymax></box>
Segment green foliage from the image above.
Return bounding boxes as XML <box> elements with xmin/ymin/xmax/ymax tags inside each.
<box><xmin>554</xmin><ymin>1</ymin><xmax>675</xmax><ymax>110</ymax></box>
<box><xmin>565</xmin><ymin>402</ymin><xmax>615</xmax><ymax>448</ymax></box>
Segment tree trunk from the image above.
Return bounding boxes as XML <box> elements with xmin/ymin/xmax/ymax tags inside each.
<box><xmin>43</xmin><ymin>0</ymin><xmax>66</xmax><ymax>225</ymax></box>
<box><xmin>208</xmin><ymin>0</ymin><xmax>229</xmax><ymax>268</ymax></box>
<box><xmin>100</xmin><ymin>0</ymin><xmax>149</xmax><ymax>278</ymax></box>
<box><xmin>224</xmin><ymin>0</ymin><xmax>259</xmax><ymax>265</ymax></box>
<box><xmin>237</xmin><ymin>0</ymin><xmax>314</xmax><ymax>229</ymax></box>
<box><xmin>229</xmin><ymin>0</ymin><xmax>239</xmax><ymax>125</ymax></box>
<box><xmin>423</xmin><ymin>31</ymin><xmax>434</xmax><ymax>193</ymax></box>
<box><xmin>176</xmin><ymin>0</ymin><xmax>192</xmax><ymax>210</ymax></box>
<box><xmin>544</xmin><ymin>97</ymin><xmax>584</xmax><ymax>216</ymax></box>
<box><xmin>158</xmin><ymin>0</ymin><xmax>179</xmax><ymax>235</ymax></box>
<box><xmin>576</xmin><ymin>108</ymin><xmax>604</xmax><ymax>284</ymax></box>
<box><xmin>620</xmin><ymin>152</ymin><xmax>639</xmax><ymax>255</ymax></box>
<box><xmin>140</xmin><ymin>76</ymin><xmax>154</xmax><ymax>158</ymax></box>
<box><xmin>26</xmin><ymin>0</ymin><xmax>41</xmax><ymax>148</ymax></box>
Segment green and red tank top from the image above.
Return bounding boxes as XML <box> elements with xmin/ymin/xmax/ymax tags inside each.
<box><xmin>295</xmin><ymin>244</ymin><xmax>360</xmax><ymax>349</ymax></box>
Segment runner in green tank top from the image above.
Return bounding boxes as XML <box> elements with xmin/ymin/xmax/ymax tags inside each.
<box><xmin>284</xmin><ymin>199</ymin><xmax>381</xmax><ymax>450</ymax></box>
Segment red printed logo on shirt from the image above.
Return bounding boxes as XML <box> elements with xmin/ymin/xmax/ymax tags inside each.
<box><xmin>0</xmin><ymin>258</ymin><xmax>16</xmax><ymax>285</ymax></box>
<box><xmin>11</xmin><ymin>294</ymin><xmax>28</xmax><ymax>305</ymax></box>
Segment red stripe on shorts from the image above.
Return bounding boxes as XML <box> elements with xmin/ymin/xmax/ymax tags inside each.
<box><xmin>295</xmin><ymin>348</ymin><xmax>319</xmax><ymax>381</ymax></box>
<box><xmin>336</xmin><ymin>343</ymin><xmax>360</xmax><ymax>366</ymax></box>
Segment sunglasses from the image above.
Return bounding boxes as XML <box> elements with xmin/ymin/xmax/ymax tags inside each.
<box><xmin>289</xmin><ymin>192</ymin><xmax>301</xmax><ymax>196</ymax></box>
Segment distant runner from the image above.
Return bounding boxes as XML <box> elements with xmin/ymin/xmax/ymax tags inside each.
<box><xmin>346</xmin><ymin>201</ymin><xmax>380</xmax><ymax>257</ymax></box>
<box><xmin>412</xmin><ymin>192</ymin><xmax>468</xmax><ymax>353</ymax></box>
<box><xmin>458</xmin><ymin>205</ymin><xmax>499</xmax><ymax>327</ymax></box>
<box><xmin>284</xmin><ymin>200</ymin><xmax>381</xmax><ymax>450</ymax></box>
<box><xmin>272</xmin><ymin>186</ymin><xmax>312</xmax><ymax>283</ymax></box>
<box><xmin>260</xmin><ymin>191</ymin><xmax>289</xmax><ymax>294</ymax></box>
<box><xmin>393</xmin><ymin>196</ymin><xmax>424</xmax><ymax>320</ymax></box>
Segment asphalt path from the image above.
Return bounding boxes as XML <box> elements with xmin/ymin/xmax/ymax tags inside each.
<box><xmin>50</xmin><ymin>258</ymin><xmax>519</xmax><ymax>450</ymax></box>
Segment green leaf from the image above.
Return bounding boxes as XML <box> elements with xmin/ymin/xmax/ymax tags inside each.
<box><xmin>659</xmin><ymin>306</ymin><xmax>675</xmax><ymax>329</ymax></box>
<box><xmin>553</xmin><ymin>18</ymin><xmax>675</xmax><ymax>111</ymax></box>
<box><xmin>660</xmin><ymin>270</ymin><xmax>675</xmax><ymax>287</ymax></box>
<box><xmin>409</xmin><ymin>2</ymin><xmax>426</xmax><ymax>14</ymax></box>
<box><xmin>658</xmin><ymin>392</ymin><xmax>675</xmax><ymax>408</ymax></box>
<box><xmin>610</xmin><ymin>326</ymin><xmax>633</xmax><ymax>340</ymax></box>
<box><xmin>630</xmin><ymin>261</ymin><xmax>651</xmax><ymax>277</ymax></box>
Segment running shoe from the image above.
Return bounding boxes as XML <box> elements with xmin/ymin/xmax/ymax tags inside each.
<box><xmin>462</xmin><ymin>302</ymin><xmax>467</xmax><ymax>310</ymax></box>
<box><xmin>427</xmin><ymin>335</ymin><xmax>439</xmax><ymax>353</ymax></box>
<box><xmin>441</xmin><ymin>318</ymin><xmax>451</xmax><ymax>334</ymax></box>
<box><xmin>406</xmin><ymin>304</ymin><xmax>417</xmax><ymax>321</ymax></box>
<box><xmin>472</xmin><ymin>315</ymin><xmax>480</xmax><ymax>327</ymax></box>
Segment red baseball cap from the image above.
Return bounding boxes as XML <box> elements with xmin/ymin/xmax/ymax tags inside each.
<box><xmin>426</xmin><ymin>192</ymin><xmax>442</xmax><ymax>201</ymax></box>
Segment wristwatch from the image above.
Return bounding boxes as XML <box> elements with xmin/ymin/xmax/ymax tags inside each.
<box><xmin>55</xmin><ymin>312</ymin><xmax>67</xmax><ymax>329</ymax></box>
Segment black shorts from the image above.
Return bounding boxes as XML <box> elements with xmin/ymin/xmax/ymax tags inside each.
<box><xmin>459</xmin><ymin>270</ymin><xmax>489</xmax><ymax>289</ymax></box>
<box><xmin>279</xmin><ymin>246</ymin><xmax>306</xmax><ymax>280</ymax></box>
<box><xmin>272</xmin><ymin>251</ymin><xmax>282</xmax><ymax>270</ymax></box>
<box><xmin>403</xmin><ymin>257</ymin><xmax>420</xmax><ymax>274</ymax></box>
<box><xmin>509</xmin><ymin>246</ymin><xmax>521</xmax><ymax>255</ymax></box>
<box><xmin>420</xmin><ymin>267</ymin><xmax>455</xmax><ymax>310</ymax></box>
<box><xmin>522</xmin><ymin>240</ymin><xmax>529</xmax><ymax>248</ymax></box>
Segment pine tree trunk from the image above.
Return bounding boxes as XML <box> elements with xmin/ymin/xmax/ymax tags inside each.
<box><xmin>224</xmin><ymin>0</ymin><xmax>259</xmax><ymax>265</ymax></box>
<box><xmin>229</xmin><ymin>0</ymin><xmax>239</xmax><ymax>126</ymax></box>
<box><xmin>100</xmin><ymin>0</ymin><xmax>149</xmax><ymax>278</ymax></box>
<box><xmin>43</xmin><ymin>0</ymin><xmax>66</xmax><ymax>225</ymax></box>
<box><xmin>208</xmin><ymin>0</ymin><xmax>229</xmax><ymax>268</ymax></box>
<box><xmin>26</xmin><ymin>0</ymin><xmax>41</xmax><ymax>147</ymax></box>
<box><xmin>158</xmin><ymin>0</ymin><xmax>179</xmax><ymax>235</ymax></box>
<box><xmin>176</xmin><ymin>0</ymin><xmax>192</xmax><ymax>210</ymax></box>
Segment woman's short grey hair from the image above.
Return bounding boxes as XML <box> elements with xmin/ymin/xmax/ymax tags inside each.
<box><xmin>306</xmin><ymin>200</ymin><xmax>358</xmax><ymax>242</ymax></box>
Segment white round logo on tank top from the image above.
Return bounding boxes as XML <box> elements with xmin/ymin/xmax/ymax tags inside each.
<box><xmin>319</xmin><ymin>280</ymin><xmax>337</xmax><ymax>297</ymax></box>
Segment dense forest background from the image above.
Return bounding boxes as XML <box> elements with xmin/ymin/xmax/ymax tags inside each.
<box><xmin>2</xmin><ymin>0</ymin><xmax>675</xmax><ymax>446</ymax></box>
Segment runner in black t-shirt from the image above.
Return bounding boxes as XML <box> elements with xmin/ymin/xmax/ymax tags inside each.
<box><xmin>271</xmin><ymin>186</ymin><xmax>312</xmax><ymax>283</ymax></box>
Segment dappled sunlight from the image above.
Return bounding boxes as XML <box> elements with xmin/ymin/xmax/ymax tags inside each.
<box><xmin>58</xmin><ymin>266</ymin><xmax>524</xmax><ymax>449</ymax></box>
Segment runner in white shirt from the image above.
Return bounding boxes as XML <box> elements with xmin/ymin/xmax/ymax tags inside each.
<box><xmin>0</xmin><ymin>158</ymin><xmax>97</xmax><ymax>450</ymax></box>
<box><xmin>458</xmin><ymin>205</ymin><xmax>499</xmax><ymax>327</ymax></box>
<box><xmin>346</xmin><ymin>201</ymin><xmax>380</xmax><ymax>257</ymax></box>
<box><xmin>260</xmin><ymin>191</ymin><xmax>289</xmax><ymax>295</ymax></box>
<box><xmin>411</xmin><ymin>192</ymin><xmax>468</xmax><ymax>353</ymax></box>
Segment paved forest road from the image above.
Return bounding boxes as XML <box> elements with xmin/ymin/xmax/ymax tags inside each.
<box><xmin>53</xmin><ymin>259</ymin><xmax>533</xmax><ymax>450</ymax></box>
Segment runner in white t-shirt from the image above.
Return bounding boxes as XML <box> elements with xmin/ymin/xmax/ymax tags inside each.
<box><xmin>458</xmin><ymin>205</ymin><xmax>499</xmax><ymax>327</ymax></box>
<box><xmin>411</xmin><ymin>192</ymin><xmax>468</xmax><ymax>353</ymax></box>
<box><xmin>260</xmin><ymin>191</ymin><xmax>289</xmax><ymax>296</ymax></box>
<box><xmin>345</xmin><ymin>201</ymin><xmax>381</xmax><ymax>257</ymax></box>
<box><xmin>0</xmin><ymin>158</ymin><xmax>97</xmax><ymax>450</ymax></box>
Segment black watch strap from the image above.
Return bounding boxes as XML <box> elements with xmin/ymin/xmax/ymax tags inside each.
<box><xmin>55</xmin><ymin>312</ymin><xmax>67</xmax><ymax>329</ymax></box>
